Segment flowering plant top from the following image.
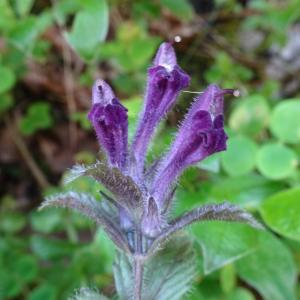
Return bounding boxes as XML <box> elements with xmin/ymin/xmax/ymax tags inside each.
<box><xmin>41</xmin><ymin>42</ymin><xmax>260</xmax><ymax>300</ymax></box>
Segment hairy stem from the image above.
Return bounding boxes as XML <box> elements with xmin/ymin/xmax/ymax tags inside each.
<box><xmin>133</xmin><ymin>258</ymin><xmax>143</xmax><ymax>300</ymax></box>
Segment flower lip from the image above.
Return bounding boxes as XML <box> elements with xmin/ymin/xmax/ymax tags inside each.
<box><xmin>153</xmin><ymin>42</ymin><xmax>177</xmax><ymax>71</ymax></box>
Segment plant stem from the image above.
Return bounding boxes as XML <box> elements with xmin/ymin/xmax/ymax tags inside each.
<box><xmin>6</xmin><ymin>117</ymin><xmax>50</xmax><ymax>190</ymax></box>
<box><xmin>134</xmin><ymin>230</ymin><xmax>144</xmax><ymax>300</ymax></box>
<box><xmin>133</xmin><ymin>258</ymin><xmax>143</xmax><ymax>300</ymax></box>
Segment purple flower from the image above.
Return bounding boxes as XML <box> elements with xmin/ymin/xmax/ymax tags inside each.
<box><xmin>82</xmin><ymin>44</ymin><xmax>245</xmax><ymax>246</ymax></box>
<box><xmin>88</xmin><ymin>79</ymin><xmax>128</xmax><ymax>170</ymax></box>
<box><xmin>151</xmin><ymin>84</ymin><xmax>234</xmax><ymax>206</ymax></box>
<box><xmin>131</xmin><ymin>42</ymin><xmax>190</xmax><ymax>174</ymax></box>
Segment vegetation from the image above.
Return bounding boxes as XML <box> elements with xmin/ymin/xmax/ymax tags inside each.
<box><xmin>1</xmin><ymin>0</ymin><xmax>300</xmax><ymax>299</ymax></box>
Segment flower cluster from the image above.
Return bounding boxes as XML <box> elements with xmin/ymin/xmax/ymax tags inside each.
<box><xmin>42</xmin><ymin>42</ymin><xmax>259</xmax><ymax>260</ymax></box>
<box><xmin>84</xmin><ymin>42</ymin><xmax>259</xmax><ymax>254</ymax></box>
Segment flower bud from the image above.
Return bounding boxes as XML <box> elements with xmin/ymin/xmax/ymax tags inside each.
<box><xmin>132</xmin><ymin>43</ymin><xmax>190</xmax><ymax>174</ymax></box>
<box><xmin>152</xmin><ymin>84</ymin><xmax>232</xmax><ymax>205</ymax></box>
<box><xmin>88</xmin><ymin>80</ymin><xmax>128</xmax><ymax>170</ymax></box>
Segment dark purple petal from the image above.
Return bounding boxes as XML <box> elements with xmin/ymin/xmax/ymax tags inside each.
<box><xmin>131</xmin><ymin>43</ymin><xmax>190</xmax><ymax>175</ymax></box>
<box><xmin>151</xmin><ymin>84</ymin><xmax>232</xmax><ymax>206</ymax></box>
<box><xmin>88</xmin><ymin>80</ymin><xmax>128</xmax><ymax>170</ymax></box>
<box><xmin>213</xmin><ymin>114</ymin><xmax>224</xmax><ymax>129</ymax></box>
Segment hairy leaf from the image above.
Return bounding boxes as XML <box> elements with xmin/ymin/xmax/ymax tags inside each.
<box><xmin>113</xmin><ymin>252</ymin><xmax>133</xmax><ymax>300</ymax></box>
<box><xmin>150</xmin><ymin>202</ymin><xmax>262</xmax><ymax>253</ymax></box>
<box><xmin>169</xmin><ymin>202</ymin><xmax>262</xmax><ymax>230</ymax></box>
<box><xmin>40</xmin><ymin>192</ymin><xmax>130</xmax><ymax>253</ymax></box>
<box><xmin>64</xmin><ymin>162</ymin><xmax>143</xmax><ymax>212</ymax></box>
<box><xmin>143</xmin><ymin>235</ymin><xmax>196</xmax><ymax>300</ymax></box>
<box><xmin>113</xmin><ymin>236</ymin><xmax>196</xmax><ymax>300</ymax></box>
<box><xmin>69</xmin><ymin>287</ymin><xmax>109</xmax><ymax>300</ymax></box>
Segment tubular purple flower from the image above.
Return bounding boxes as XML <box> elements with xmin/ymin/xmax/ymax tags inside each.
<box><xmin>151</xmin><ymin>84</ymin><xmax>233</xmax><ymax>206</ymax></box>
<box><xmin>88</xmin><ymin>79</ymin><xmax>128</xmax><ymax>170</ymax></box>
<box><xmin>131</xmin><ymin>42</ymin><xmax>190</xmax><ymax>174</ymax></box>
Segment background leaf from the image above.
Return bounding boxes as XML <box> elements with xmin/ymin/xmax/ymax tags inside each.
<box><xmin>221</xmin><ymin>135</ymin><xmax>258</xmax><ymax>176</ymax></box>
<box><xmin>160</xmin><ymin>0</ymin><xmax>194</xmax><ymax>20</ymax></box>
<box><xmin>256</xmin><ymin>143</ymin><xmax>298</xmax><ymax>180</ymax></box>
<box><xmin>229</xmin><ymin>94</ymin><xmax>270</xmax><ymax>137</ymax></box>
<box><xmin>11</xmin><ymin>0</ymin><xmax>34</xmax><ymax>17</ymax></box>
<box><xmin>0</xmin><ymin>66</ymin><xmax>16</xmax><ymax>94</ymax></box>
<box><xmin>270</xmin><ymin>100</ymin><xmax>300</xmax><ymax>144</ymax></box>
<box><xmin>236</xmin><ymin>231</ymin><xmax>297</xmax><ymax>300</ymax></box>
<box><xmin>65</xmin><ymin>0</ymin><xmax>108</xmax><ymax>61</ymax></box>
<box><xmin>19</xmin><ymin>102</ymin><xmax>53</xmax><ymax>135</ymax></box>
<box><xmin>260</xmin><ymin>187</ymin><xmax>300</xmax><ymax>241</ymax></box>
<box><xmin>192</xmin><ymin>222</ymin><xmax>259</xmax><ymax>274</ymax></box>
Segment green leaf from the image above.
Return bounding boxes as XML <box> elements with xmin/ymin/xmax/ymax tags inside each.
<box><xmin>205</xmin><ymin>52</ymin><xmax>253</xmax><ymax>86</ymax></box>
<box><xmin>227</xmin><ymin>288</ymin><xmax>255</xmax><ymax>300</ymax></box>
<box><xmin>260</xmin><ymin>187</ymin><xmax>300</xmax><ymax>241</ymax></box>
<box><xmin>14</xmin><ymin>255</ymin><xmax>39</xmax><ymax>284</ymax></box>
<box><xmin>30</xmin><ymin>209</ymin><xmax>63</xmax><ymax>234</ymax></box>
<box><xmin>19</xmin><ymin>102</ymin><xmax>53</xmax><ymax>135</ymax></box>
<box><xmin>229</xmin><ymin>94</ymin><xmax>270</xmax><ymax>136</ymax></box>
<box><xmin>220</xmin><ymin>264</ymin><xmax>236</xmax><ymax>294</ymax></box>
<box><xmin>160</xmin><ymin>0</ymin><xmax>194</xmax><ymax>20</ymax></box>
<box><xmin>117</xmin><ymin>37</ymin><xmax>160</xmax><ymax>71</ymax></box>
<box><xmin>65</xmin><ymin>0</ymin><xmax>108</xmax><ymax>61</ymax></box>
<box><xmin>0</xmin><ymin>212</ymin><xmax>26</xmax><ymax>233</ymax></box>
<box><xmin>0</xmin><ymin>66</ymin><xmax>16</xmax><ymax>94</ymax></box>
<box><xmin>71</xmin><ymin>111</ymin><xmax>91</xmax><ymax>130</ymax></box>
<box><xmin>221</xmin><ymin>135</ymin><xmax>258</xmax><ymax>176</ymax></box>
<box><xmin>30</xmin><ymin>235</ymin><xmax>78</xmax><ymax>260</ymax></box>
<box><xmin>192</xmin><ymin>222</ymin><xmax>259</xmax><ymax>274</ymax></box>
<box><xmin>28</xmin><ymin>284</ymin><xmax>58</xmax><ymax>300</ymax></box>
<box><xmin>0</xmin><ymin>253</ymin><xmax>39</xmax><ymax>297</ymax></box>
<box><xmin>11</xmin><ymin>0</ymin><xmax>34</xmax><ymax>16</ymax></box>
<box><xmin>0</xmin><ymin>93</ymin><xmax>14</xmax><ymax>113</ymax></box>
<box><xmin>0</xmin><ymin>1</ymin><xmax>15</xmax><ymax>33</ymax></box>
<box><xmin>236</xmin><ymin>231</ymin><xmax>297</xmax><ymax>300</ymax></box>
<box><xmin>256</xmin><ymin>143</ymin><xmax>298</xmax><ymax>180</ymax></box>
<box><xmin>0</xmin><ymin>272</ymin><xmax>24</xmax><ymax>298</ymax></box>
<box><xmin>93</xmin><ymin>228</ymin><xmax>115</xmax><ymax>272</ymax></box>
<box><xmin>123</xmin><ymin>97</ymin><xmax>142</xmax><ymax>139</ymax></box>
<box><xmin>198</xmin><ymin>153</ymin><xmax>221</xmax><ymax>173</ymax></box>
<box><xmin>270</xmin><ymin>100</ymin><xmax>300</xmax><ymax>144</ymax></box>
<box><xmin>189</xmin><ymin>279</ymin><xmax>223</xmax><ymax>300</ymax></box>
<box><xmin>9</xmin><ymin>16</ymin><xmax>39</xmax><ymax>52</ymax></box>
<box><xmin>52</xmin><ymin>0</ymin><xmax>81</xmax><ymax>25</ymax></box>
<box><xmin>210</xmin><ymin>174</ymin><xmax>285</xmax><ymax>209</ymax></box>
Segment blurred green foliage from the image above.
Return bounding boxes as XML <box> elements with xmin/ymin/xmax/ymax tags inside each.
<box><xmin>1</xmin><ymin>0</ymin><xmax>300</xmax><ymax>299</ymax></box>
